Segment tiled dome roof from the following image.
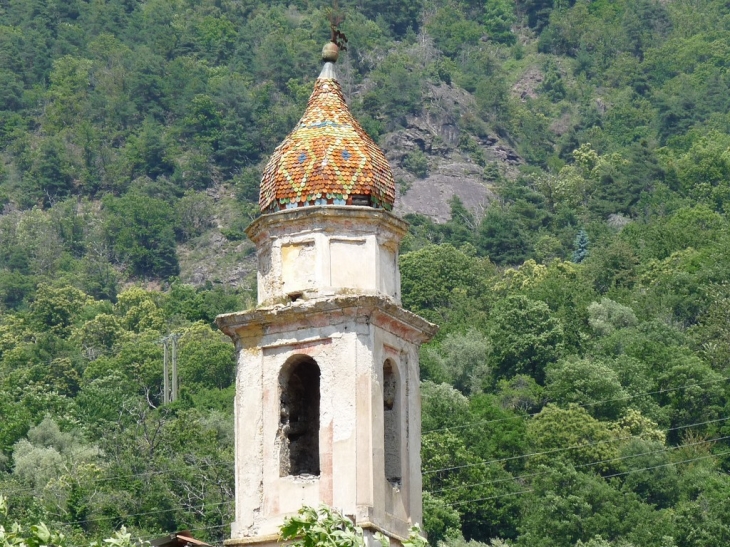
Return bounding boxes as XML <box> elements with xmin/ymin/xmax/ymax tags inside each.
<box><xmin>259</xmin><ymin>49</ymin><xmax>396</xmax><ymax>213</ymax></box>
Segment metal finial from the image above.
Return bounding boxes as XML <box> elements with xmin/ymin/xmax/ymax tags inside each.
<box><xmin>322</xmin><ymin>42</ymin><xmax>339</xmax><ymax>63</ymax></box>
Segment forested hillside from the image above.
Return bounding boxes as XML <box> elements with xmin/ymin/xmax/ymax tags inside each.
<box><xmin>2</xmin><ymin>0</ymin><xmax>730</xmax><ymax>546</ymax></box>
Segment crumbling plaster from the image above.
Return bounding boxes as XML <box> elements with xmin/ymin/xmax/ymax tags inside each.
<box><xmin>217</xmin><ymin>295</ymin><xmax>435</xmax><ymax>545</ymax></box>
<box><xmin>245</xmin><ymin>206</ymin><xmax>407</xmax><ymax>306</ymax></box>
<box><xmin>217</xmin><ymin>205</ymin><xmax>436</xmax><ymax>547</ymax></box>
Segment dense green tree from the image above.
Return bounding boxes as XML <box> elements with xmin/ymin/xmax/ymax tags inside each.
<box><xmin>483</xmin><ymin>0</ymin><xmax>517</xmax><ymax>45</ymax></box>
<box><xmin>103</xmin><ymin>192</ymin><xmax>179</xmax><ymax>278</ymax></box>
<box><xmin>354</xmin><ymin>0</ymin><xmax>423</xmax><ymax>36</ymax></box>
<box><xmin>617</xmin><ymin>438</ymin><xmax>679</xmax><ymax>509</ymax></box>
<box><xmin>175</xmin><ymin>190</ymin><xmax>214</xmax><ymax>241</ymax></box>
<box><xmin>572</xmin><ymin>229</ymin><xmax>589</xmax><ymax>263</ymax></box>
<box><xmin>421</xmin><ymin>330</ymin><xmax>491</xmax><ymax>395</ymax></box>
<box><xmin>422</xmin><ymin>492</ymin><xmax>461</xmax><ymax>545</ymax></box>
<box><xmin>544</xmin><ymin>357</ymin><xmax>628</xmax><ymax>420</ymax></box>
<box><xmin>489</xmin><ymin>295</ymin><xmax>564</xmax><ymax>382</ymax></box>
<box><xmin>673</xmin><ymin>475</ymin><xmax>730</xmax><ymax>547</ymax></box>
<box><xmin>587</xmin><ymin>298</ymin><xmax>638</xmax><ymax>336</ymax></box>
<box><xmin>426</xmin><ymin>6</ymin><xmax>483</xmax><ymax>58</ymax></box>
<box><xmin>400</xmin><ymin>244</ymin><xmax>492</xmax><ymax>324</ymax></box>
<box><xmin>517</xmin><ymin>462</ymin><xmax>665</xmax><ymax>547</ymax></box>
<box><xmin>657</xmin><ymin>356</ymin><xmax>725</xmax><ymax>439</ymax></box>
<box><xmin>440</xmin><ymin>196</ymin><xmax>478</xmax><ymax>247</ymax></box>
<box><xmin>477</xmin><ymin>207</ymin><xmax>531</xmax><ymax>266</ymax></box>
<box><xmin>518</xmin><ymin>0</ymin><xmax>571</xmax><ymax>31</ymax></box>
<box><xmin>1</xmin><ymin>1</ymin><xmax>730</xmax><ymax>545</ymax></box>
<box><xmin>30</xmin><ymin>284</ymin><xmax>91</xmax><ymax>336</ymax></box>
<box><xmin>422</xmin><ymin>430</ymin><xmax>521</xmax><ymax>542</ymax></box>
<box><xmin>623</xmin><ymin>0</ymin><xmax>672</xmax><ymax>61</ymax></box>
<box><xmin>28</xmin><ymin>138</ymin><xmax>75</xmax><ymax>203</ymax></box>
<box><xmin>421</xmin><ymin>381</ymin><xmax>472</xmax><ymax>434</ymax></box>
<box><xmin>126</xmin><ymin>120</ymin><xmax>175</xmax><ymax>181</ymax></box>
<box><xmin>360</xmin><ymin>53</ymin><xmax>423</xmax><ymax>128</ymax></box>
<box><xmin>178</xmin><ymin>322</ymin><xmax>235</xmax><ymax>391</ymax></box>
<box><xmin>526</xmin><ymin>405</ymin><xmax>619</xmax><ymax>470</ymax></box>
<box><xmin>494</xmin><ymin>375</ymin><xmax>545</xmax><ymax>413</ymax></box>
<box><xmin>586</xmin><ymin>240</ymin><xmax>639</xmax><ymax>294</ymax></box>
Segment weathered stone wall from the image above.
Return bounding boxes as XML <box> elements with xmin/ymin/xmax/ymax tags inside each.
<box><xmin>218</xmin><ymin>296</ymin><xmax>434</xmax><ymax>544</ymax></box>
<box><xmin>218</xmin><ymin>205</ymin><xmax>434</xmax><ymax>547</ymax></box>
<box><xmin>246</xmin><ymin>207</ymin><xmax>407</xmax><ymax>307</ymax></box>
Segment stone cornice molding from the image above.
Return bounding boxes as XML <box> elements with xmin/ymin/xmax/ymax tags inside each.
<box><xmin>216</xmin><ymin>295</ymin><xmax>437</xmax><ymax>345</ymax></box>
<box><xmin>246</xmin><ymin>206</ymin><xmax>409</xmax><ymax>244</ymax></box>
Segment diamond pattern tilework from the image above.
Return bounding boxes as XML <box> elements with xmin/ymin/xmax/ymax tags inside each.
<box><xmin>259</xmin><ymin>76</ymin><xmax>396</xmax><ymax>212</ymax></box>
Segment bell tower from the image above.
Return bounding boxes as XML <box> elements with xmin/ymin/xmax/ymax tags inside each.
<box><xmin>216</xmin><ymin>41</ymin><xmax>437</xmax><ymax>547</ymax></box>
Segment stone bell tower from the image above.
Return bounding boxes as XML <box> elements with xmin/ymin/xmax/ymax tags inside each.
<box><xmin>216</xmin><ymin>41</ymin><xmax>437</xmax><ymax>547</ymax></box>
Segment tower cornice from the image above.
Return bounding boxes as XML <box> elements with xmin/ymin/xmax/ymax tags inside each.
<box><xmin>215</xmin><ymin>294</ymin><xmax>438</xmax><ymax>347</ymax></box>
<box><xmin>245</xmin><ymin>205</ymin><xmax>409</xmax><ymax>244</ymax></box>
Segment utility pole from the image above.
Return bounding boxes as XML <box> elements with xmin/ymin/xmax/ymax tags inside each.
<box><xmin>163</xmin><ymin>336</ymin><xmax>170</xmax><ymax>404</ymax></box>
<box><xmin>161</xmin><ymin>334</ymin><xmax>182</xmax><ymax>404</ymax></box>
<box><xmin>170</xmin><ymin>333</ymin><xmax>181</xmax><ymax>402</ymax></box>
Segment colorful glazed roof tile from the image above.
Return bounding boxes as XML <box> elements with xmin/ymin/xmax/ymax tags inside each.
<box><xmin>259</xmin><ymin>48</ymin><xmax>396</xmax><ymax>213</ymax></box>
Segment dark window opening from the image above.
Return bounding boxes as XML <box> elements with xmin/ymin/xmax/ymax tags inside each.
<box><xmin>383</xmin><ymin>359</ymin><xmax>401</xmax><ymax>485</ymax></box>
<box><xmin>279</xmin><ymin>357</ymin><xmax>321</xmax><ymax>477</ymax></box>
<box><xmin>350</xmin><ymin>194</ymin><xmax>371</xmax><ymax>206</ymax></box>
<box><xmin>288</xmin><ymin>292</ymin><xmax>303</xmax><ymax>302</ymax></box>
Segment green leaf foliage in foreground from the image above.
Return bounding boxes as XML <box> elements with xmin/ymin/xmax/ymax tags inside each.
<box><xmin>280</xmin><ymin>505</ymin><xmax>427</xmax><ymax>547</ymax></box>
<box><xmin>0</xmin><ymin>495</ymin><xmax>147</xmax><ymax>547</ymax></box>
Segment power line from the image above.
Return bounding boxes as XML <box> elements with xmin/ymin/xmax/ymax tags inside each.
<box><xmin>423</xmin><ymin>375</ymin><xmax>730</xmax><ymax>435</ymax></box>
<box><xmin>603</xmin><ymin>450</ymin><xmax>730</xmax><ymax>479</ymax></box>
<box><xmin>449</xmin><ymin>489</ymin><xmax>534</xmax><ymax>507</ymax></box>
<box><xmin>428</xmin><ymin>434</ymin><xmax>730</xmax><ymax>494</ymax></box>
<box><xmin>447</xmin><ymin>450</ymin><xmax>730</xmax><ymax>508</ymax></box>
<box><xmin>1</xmin><ymin>460</ymin><xmax>235</xmax><ymax>497</ymax></box>
<box><xmin>423</xmin><ymin>415</ymin><xmax>730</xmax><ymax>475</ymax></box>
<box><xmin>2</xmin><ymin>470</ymin><xmax>167</xmax><ymax>497</ymax></box>
<box><xmin>66</xmin><ymin>449</ymin><xmax>726</xmax><ymax>531</ymax></box>
<box><xmin>56</xmin><ymin>499</ymin><xmax>234</xmax><ymax>527</ymax></box>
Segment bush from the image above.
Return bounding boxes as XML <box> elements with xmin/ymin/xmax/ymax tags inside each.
<box><xmin>103</xmin><ymin>192</ymin><xmax>179</xmax><ymax>278</ymax></box>
<box><xmin>402</xmin><ymin>150</ymin><xmax>429</xmax><ymax>178</ymax></box>
<box><xmin>587</xmin><ymin>298</ymin><xmax>638</xmax><ymax>336</ymax></box>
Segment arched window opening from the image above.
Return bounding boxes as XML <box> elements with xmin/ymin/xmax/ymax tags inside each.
<box><xmin>383</xmin><ymin>359</ymin><xmax>401</xmax><ymax>485</ymax></box>
<box><xmin>279</xmin><ymin>357</ymin><xmax>320</xmax><ymax>477</ymax></box>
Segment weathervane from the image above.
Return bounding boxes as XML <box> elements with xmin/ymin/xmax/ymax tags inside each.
<box><xmin>326</xmin><ymin>0</ymin><xmax>348</xmax><ymax>51</ymax></box>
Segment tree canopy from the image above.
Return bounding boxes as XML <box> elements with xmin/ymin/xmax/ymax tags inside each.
<box><xmin>2</xmin><ymin>1</ymin><xmax>730</xmax><ymax>546</ymax></box>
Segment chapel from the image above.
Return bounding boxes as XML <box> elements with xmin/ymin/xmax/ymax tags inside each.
<box><xmin>216</xmin><ymin>40</ymin><xmax>437</xmax><ymax>547</ymax></box>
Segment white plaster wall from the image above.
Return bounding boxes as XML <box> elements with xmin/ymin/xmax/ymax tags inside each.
<box><xmin>230</xmin><ymin>313</ymin><xmax>424</xmax><ymax>542</ymax></box>
<box><xmin>233</xmin><ymin>322</ymin><xmax>373</xmax><ymax>538</ymax></box>
<box><xmin>249</xmin><ymin>208</ymin><xmax>405</xmax><ymax>306</ymax></box>
<box><xmin>378</xmin><ymin>244</ymin><xmax>398</xmax><ymax>298</ymax></box>
<box><xmin>231</xmin><ymin>346</ymin><xmax>265</xmax><ymax>538</ymax></box>
<box><xmin>370</xmin><ymin>325</ymin><xmax>422</xmax><ymax>533</ymax></box>
<box><xmin>258</xmin><ymin>232</ymin><xmax>395</xmax><ymax>304</ymax></box>
<box><xmin>330</xmin><ymin>238</ymin><xmax>376</xmax><ymax>290</ymax></box>
<box><xmin>281</xmin><ymin>240</ymin><xmax>317</xmax><ymax>293</ymax></box>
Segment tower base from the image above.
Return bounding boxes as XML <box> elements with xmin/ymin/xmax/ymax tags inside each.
<box><xmin>224</xmin><ymin>523</ymin><xmax>412</xmax><ymax>547</ymax></box>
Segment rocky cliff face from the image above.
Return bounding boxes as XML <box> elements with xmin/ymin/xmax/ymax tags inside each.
<box><xmin>383</xmin><ymin>82</ymin><xmax>521</xmax><ymax>222</ymax></box>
